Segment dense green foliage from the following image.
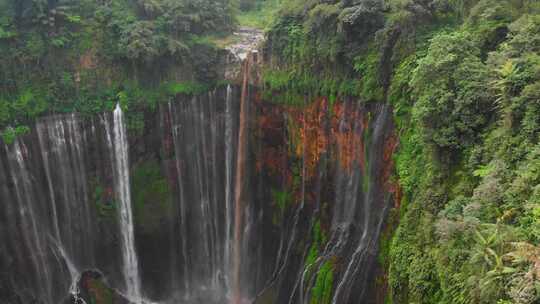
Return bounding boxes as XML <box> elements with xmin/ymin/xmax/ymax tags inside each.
<box><xmin>0</xmin><ymin>0</ymin><xmax>237</xmax><ymax>141</ymax></box>
<box><xmin>265</xmin><ymin>0</ymin><xmax>540</xmax><ymax>303</ymax></box>
<box><xmin>261</xmin><ymin>0</ymin><xmax>388</xmax><ymax>104</ymax></box>
<box><xmin>237</xmin><ymin>0</ymin><xmax>283</xmax><ymax>29</ymax></box>
<box><xmin>410</xmin><ymin>30</ymin><xmax>492</xmax><ymax>149</ymax></box>
<box><xmin>388</xmin><ymin>5</ymin><xmax>540</xmax><ymax>304</ymax></box>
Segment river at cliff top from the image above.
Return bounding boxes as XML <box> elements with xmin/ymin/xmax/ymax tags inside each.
<box><xmin>225</xmin><ymin>27</ymin><xmax>264</xmax><ymax>61</ymax></box>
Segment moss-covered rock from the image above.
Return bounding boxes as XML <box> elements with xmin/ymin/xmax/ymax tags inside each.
<box><xmin>131</xmin><ymin>160</ymin><xmax>173</xmax><ymax>235</ymax></box>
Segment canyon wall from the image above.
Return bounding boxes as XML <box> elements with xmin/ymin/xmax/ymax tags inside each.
<box><xmin>0</xmin><ymin>57</ymin><xmax>398</xmax><ymax>304</ymax></box>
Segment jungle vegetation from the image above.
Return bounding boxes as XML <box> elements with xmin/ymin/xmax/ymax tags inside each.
<box><xmin>0</xmin><ymin>0</ymin><xmax>238</xmax><ymax>141</ymax></box>
<box><xmin>262</xmin><ymin>0</ymin><xmax>539</xmax><ymax>303</ymax></box>
<box><xmin>0</xmin><ymin>0</ymin><xmax>539</xmax><ymax>303</ymax></box>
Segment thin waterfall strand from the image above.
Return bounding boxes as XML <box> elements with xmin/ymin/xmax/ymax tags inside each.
<box><xmin>113</xmin><ymin>104</ymin><xmax>142</xmax><ymax>302</ymax></box>
<box><xmin>232</xmin><ymin>55</ymin><xmax>250</xmax><ymax>304</ymax></box>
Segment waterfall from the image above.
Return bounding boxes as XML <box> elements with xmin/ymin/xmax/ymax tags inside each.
<box><xmin>37</xmin><ymin>114</ymin><xmax>94</xmax><ymax>265</ymax></box>
<box><xmin>0</xmin><ymin>113</ymin><xmax>116</xmax><ymax>304</ymax></box>
<box><xmin>37</xmin><ymin>123</ymin><xmax>61</xmax><ymax>241</ymax></box>
<box><xmin>232</xmin><ymin>54</ymin><xmax>251</xmax><ymax>304</ymax></box>
<box><xmin>169</xmin><ymin>100</ymin><xmax>191</xmax><ymax>296</ymax></box>
<box><xmin>112</xmin><ymin>103</ymin><xmax>142</xmax><ymax>302</ymax></box>
<box><xmin>5</xmin><ymin>140</ymin><xmax>53</xmax><ymax>304</ymax></box>
<box><xmin>39</xmin><ymin>116</ymin><xmax>91</xmax><ymax>302</ymax></box>
<box><xmin>330</xmin><ymin>104</ymin><xmax>392</xmax><ymax>303</ymax></box>
<box><xmin>167</xmin><ymin>90</ymin><xmax>241</xmax><ymax>302</ymax></box>
<box><xmin>253</xmin><ymin>100</ymin><xmax>395</xmax><ymax>304</ymax></box>
<box><xmin>0</xmin><ymin>86</ymin><xmax>394</xmax><ymax>304</ymax></box>
<box><xmin>224</xmin><ymin>84</ymin><xmax>235</xmax><ymax>294</ymax></box>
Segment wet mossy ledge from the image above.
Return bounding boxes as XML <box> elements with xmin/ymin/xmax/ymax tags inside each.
<box><xmin>63</xmin><ymin>271</ymin><xmax>131</xmax><ymax>304</ymax></box>
<box><xmin>131</xmin><ymin>160</ymin><xmax>174</xmax><ymax>234</ymax></box>
<box><xmin>0</xmin><ymin>79</ymin><xmax>236</xmax><ymax>145</ymax></box>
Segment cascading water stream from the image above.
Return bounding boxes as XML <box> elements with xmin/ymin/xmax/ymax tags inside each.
<box><xmin>252</xmin><ymin>100</ymin><xmax>395</xmax><ymax>304</ymax></box>
<box><xmin>37</xmin><ymin>114</ymin><xmax>94</xmax><ymax>264</ymax></box>
<box><xmin>52</xmin><ymin>240</ymin><xmax>86</xmax><ymax>304</ymax></box>
<box><xmin>329</xmin><ymin>104</ymin><xmax>379</xmax><ymax>302</ymax></box>
<box><xmin>166</xmin><ymin>88</ymin><xmax>242</xmax><ymax>303</ymax></box>
<box><xmin>0</xmin><ymin>94</ymin><xmax>394</xmax><ymax>304</ymax></box>
<box><xmin>6</xmin><ymin>140</ymin><xmax>53</xmax><ymax>304</ymax></box>
<box><xmin>225</xmin><ymin>84</ymin><xmax>235</xmax><ymax>293</ymax></box>
<box><xmin>169</xmin><ymin>100</ymin><xmax>191</xmax><ymax>297</ymax></box>
<box><xmin>37</xmin><ymin>124</ymin><xmax>61</xmax><ymax>242</ymax></box>
<box><xmin>232</xmin><ymin>54</ymin><xmax>251</xmax><ymax>304</ymax></box>
<box><xmin>331</xmin><ymin>104</ymin><xmax>393</xmax><ymax>304</ymax></box>
<box><xmin>111</xmin><ymin>103</ymin><xmax>142</xmax><ymax>303</ymax></box>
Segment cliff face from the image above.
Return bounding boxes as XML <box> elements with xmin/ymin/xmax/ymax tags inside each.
<box><xmin>0</xmin><ymin>31</ymin><xmax>399</xmax><ymax>304</ymax></box>
<box><xmin>253</xmin><ymin>97</ymin><xmax>398</xmax><ymax>304</ymax></box>
<box><xmin>0</xmin><ymin>84</ymin><xmax>398</xmax><ymax>304</ymax></box>
<box><xmin>0</xmin><ymin>86</ymin><xmax>256</xmax><ymax>304</ymax></box>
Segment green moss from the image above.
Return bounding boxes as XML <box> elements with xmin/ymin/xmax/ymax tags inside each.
<box><xmin>306</xmin><ymin>220</ymin><xmax>328</xmax><ymax>267</ymax></box>
<box><xmin>92</xmin><ymin>182</ymin><xmax>117</xmax><ymax>219</ymax></box>
<box><xmin>0</xmin><ymin>125</ymin><xmax>30</xmax><ymax>145</ymax></box>
<box><xmin>272</xmin><ymin>189</ymin><xmax>292</xmax><ymax>211</ymax></box>
<box><xmin>353</xmin><ymin>48</ymin><xmax>384</xmax><ymax>102</ymax></box>
<box><xmin>378</xmin><ymin>206</ymin><xmax>398</xmax><ymax>267</ymax></box>
<box><xmin>131</xmin><ymin>160</ymin><xmax>173</xmax><ymax>234</ymax></box>
<box><xmin>262</xmin><ymin>68</ymin><xmax>361</xmax><ymax>105</ymax></box>
<box><xmin>126</xmin><ymin>111</ymin><xmax>145</xmax><ymax>135</ymax></box>
<box><xmin>164</xmin><ymin>81</ymin><xmax>210</xmax><ymax>96</ymax></box>
<box><xmin>237</xmin><ymin>0</ymin><xmax>284</xmax><ymax>29</ymax></box>
<box><xmin>272</xmin><ymin>188</ymin><xmax>293</xmax><ymax>225</ymax></box>
<box><xmin>311</xmin><ymin>260</ymin><xmax>334</xmax><ymax>304</ymax></box>
<box><xmin>306</xmin><ymin>245</ymin><xmax>320</xmax><ymax>269</ymax></box>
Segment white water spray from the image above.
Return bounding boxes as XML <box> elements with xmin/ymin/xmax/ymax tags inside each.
<box><xmin>112</xmin><ymin>104</ymin><xmax>142</xmax><ymax>303</ymax></box>
<box><xmin>54</xmin><ymin>242</ymin><xmax>86</xmax><ymax>304</ymax></box>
